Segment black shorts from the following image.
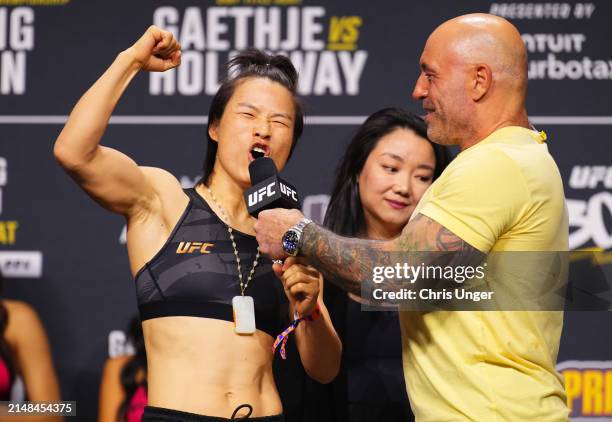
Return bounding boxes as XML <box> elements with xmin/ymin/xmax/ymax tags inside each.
<box><xmin>142</xmin><ymin>406</ymin><xmax>285</xmax><ymax>422</ymax></box>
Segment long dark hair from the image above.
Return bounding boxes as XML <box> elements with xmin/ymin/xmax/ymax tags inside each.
<box><xmin>199</xmin><ymin>48</ymin><xmax>304</xmax><ymax>186</ymax></box>
<box><xmin>323</xmin><ymin>107</ymin><xmax>451</xmax><ymax>237</ymax></box>
<box><xmin>0</xmin><ymin>271</ymin><xmax>16</xmax><ymax>386</ymax></box>
<box><xmin>117</xmin><ymin>317</ymin><xmax>146</xmax><ymax>422</ymax></box>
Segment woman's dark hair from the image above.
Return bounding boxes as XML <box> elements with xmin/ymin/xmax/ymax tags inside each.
<box><xmin>116</xmin><ymin>317</ymin><xmax>146</xmax><ymax>422</ymax></box>
<box><xmin>0</xmin><ymin>272</ymin><xmax>16</xmax><ymax>386</ymax></box>
<box><xmin>199</xmin><ymin>49</ymin><xmax>304</xmax><ymax>186</ymax></box>
<box><xmin>323</xmin><ymin>107</ymin><xmax>451</xmax><ymax>237</ymax></box>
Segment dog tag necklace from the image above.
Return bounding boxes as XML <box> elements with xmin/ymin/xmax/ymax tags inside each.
<box><xmin>207</xmin><ymin>187</ymin><xmax>259</xmax><ymax>335</ymax></box>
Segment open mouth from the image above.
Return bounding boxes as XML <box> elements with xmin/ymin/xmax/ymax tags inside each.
<box><xmin>251</xmin><ymin>147</ymin><xmax>265</xmax><ymax>159</ymax></box>
<box><xmin>249</xmin><ymin>144</ymin><xmax>269</xmax><ymax>161</ymax></box>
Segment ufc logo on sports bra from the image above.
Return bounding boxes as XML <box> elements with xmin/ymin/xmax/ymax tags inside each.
<box><xmin>176</xmin><ymin>241</ymin><xmax>214</xmax><ymax>254</ymax></box>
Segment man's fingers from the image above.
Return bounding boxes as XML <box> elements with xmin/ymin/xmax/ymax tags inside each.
<box><xmin>253</xmin><ymin>209</ymin><xmax>304</xmax><ymax>261</ymax></box>
<box><xmin>254</xmin><ymin>232</ymin><xmax>266</xmax><ymax>251</ymax></box>
<box><xmin>253</xmin><ymin>221</ymin><xmax>260</xmax><ymax>233</ymax></box>
<box><xmin>257</xmin><ymin>209</ymin><xmax>274</xmax><ymax>220</ymax></box>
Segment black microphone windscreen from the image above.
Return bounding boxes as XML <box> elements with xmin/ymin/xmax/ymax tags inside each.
<box><xmin>249</xmin><ymin>157</ymin><xmax>278</xmax><ymax>185</ymax></box>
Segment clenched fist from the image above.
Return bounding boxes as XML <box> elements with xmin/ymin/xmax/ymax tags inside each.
<box><xmin>274</xmin><ymin>257</ymin><xmax>321</xmax><ymax>318</ymax></box>
<box><xmin>126</xmin><ymin>25</ymin><xmax>181</xmax><ymax>72</ymax></box>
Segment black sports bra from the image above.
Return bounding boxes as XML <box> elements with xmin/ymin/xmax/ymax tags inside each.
<box><xmin>134</xmin><ymin>188</ymin><xmax>289</xmax><ymax>338</ymax></box>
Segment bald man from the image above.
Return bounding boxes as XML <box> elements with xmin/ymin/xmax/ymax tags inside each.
<box><xmin>255</xmin><ymin>14</ymin><xmax>569</xmax><ymax>421</ymax></box>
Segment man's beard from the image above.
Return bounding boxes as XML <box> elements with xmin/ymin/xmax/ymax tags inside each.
<box><xmin>426</xmin><ymin>114</ymin><xmax>463</xmax><ymax>146</ymax></box>
<box><xmin>426</xmin><ymin>116</ymin><xmax>449</xmax><ymax>145</ymax></box>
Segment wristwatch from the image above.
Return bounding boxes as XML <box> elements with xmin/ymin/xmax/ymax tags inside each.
<box><xmin>281</xmin><ymin>218</ymin><xmax>313</xmax><ymax>257</ymax></box>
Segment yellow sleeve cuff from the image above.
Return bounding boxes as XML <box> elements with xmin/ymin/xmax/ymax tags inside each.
<box><xmin>419</xmin><ymin>202</ymin><xmax>491</xmax><ymax>253</ymax></box>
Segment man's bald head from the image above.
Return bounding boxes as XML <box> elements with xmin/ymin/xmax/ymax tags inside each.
<box><xmin>433</xmin><ymin>14</ymin><xmax>527</xmax><ymax>94</ymax></box>
<box><xmin>413</xmin><ymin>14</ymin><xmax>530</xmax><ymax>149</ymax></box>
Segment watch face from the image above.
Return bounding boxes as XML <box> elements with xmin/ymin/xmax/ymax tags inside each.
<box><xmin>282</xmin><ymin>230</ymin><xmax>300</xmax><ymax>255</ymax></box>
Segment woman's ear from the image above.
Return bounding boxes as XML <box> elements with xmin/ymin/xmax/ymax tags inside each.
<box><xmin>208</xmin><ymin>121</ymin><xmax>219</xmax><ymax>143</ymax></box>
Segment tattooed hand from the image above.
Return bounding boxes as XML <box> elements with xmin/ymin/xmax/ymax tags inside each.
<box><xmin>254</xmin><ymin>208</ymin><xmax>304</xmax><ymax>259</ymax></box>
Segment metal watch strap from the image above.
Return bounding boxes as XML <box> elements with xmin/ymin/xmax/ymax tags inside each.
<box><xmin>293</xmin><ymin>218</ymin><xmax>312</xmax><ymax>254</ymax></box>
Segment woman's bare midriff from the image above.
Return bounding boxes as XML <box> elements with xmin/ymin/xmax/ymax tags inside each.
<box><xmin>127</xmin><ymin>183</ymin><xmax>282</xmax><ymax>417</ymax></box>
<box><xmin>143</xmin><ymin>317</ymin><xmax>282</xmax><ymax>418</ymax></box>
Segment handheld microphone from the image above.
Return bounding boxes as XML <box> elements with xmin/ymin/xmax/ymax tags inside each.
<box><xmin>244</xmin><ymin>157</ymin><xmax>299</xmax><ymax>217</ymax></box>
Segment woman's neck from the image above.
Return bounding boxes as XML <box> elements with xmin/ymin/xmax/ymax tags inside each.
<box><xmin>361</xmin><ymin>219</ymin><xmax>402</xmax><ymax>241</ymax></box>
<box><xmin>197</xmin><ymin>172</ymin><xmax>255</xmax><ymax>233</ymax></box>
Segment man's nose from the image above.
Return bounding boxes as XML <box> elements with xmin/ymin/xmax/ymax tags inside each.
<box><xmin>412</xmin><ymin>74</ymin><xmax>428</xmax><ymax>100</ymax></box>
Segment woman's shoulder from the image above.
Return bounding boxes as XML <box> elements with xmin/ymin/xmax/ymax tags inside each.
<box><xmin>140</xmin><ymin>167</ymin><xmax>188</xmax><ymax>207</ymax></box>
<box><xmin>140</xmin><ymin>167</ymin><xmax>181</xmax><ymax>190</ymax></box>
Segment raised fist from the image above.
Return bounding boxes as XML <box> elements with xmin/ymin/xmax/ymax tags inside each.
<box><xmin>126</xmin><ymin>25</ymin><xmax>181</xmax><ymax>72</ymax></box>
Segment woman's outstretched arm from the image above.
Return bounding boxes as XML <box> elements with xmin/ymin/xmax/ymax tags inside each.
<box><xmin>53</xmin><ymin>26</ymin><xmax>181</xmax><ymax>218</ymax></box>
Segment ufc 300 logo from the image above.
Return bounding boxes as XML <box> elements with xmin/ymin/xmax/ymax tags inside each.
<box><xmin>567</xmin><ymin>166</ymin><xmax>612</xmax><ymax>250</ymax></box>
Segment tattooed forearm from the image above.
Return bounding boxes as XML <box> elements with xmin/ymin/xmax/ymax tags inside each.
<box><xmin>300</xmin><ymin>223</ymin><xmax>389</xmax><ymax>295</ymax></box>
<box><xmin>436</xmin><ymin>226</ymin><xmax>472</xmax><ymax>251</ymax></box>
<box><xmin>299</xmin><ymin>214</ymin><xmax>485</xmax><ymax>300</ymax></box>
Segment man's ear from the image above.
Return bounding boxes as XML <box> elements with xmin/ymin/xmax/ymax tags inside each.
<box><xmin>471</xmin><ymin>64</ymin><xmax>492</xmax><ymax>102</ymax></box>
<box><xmin>208</xmin><ymin>121</ymin><xmax>219</xmax><ymax>142</ymax></box>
